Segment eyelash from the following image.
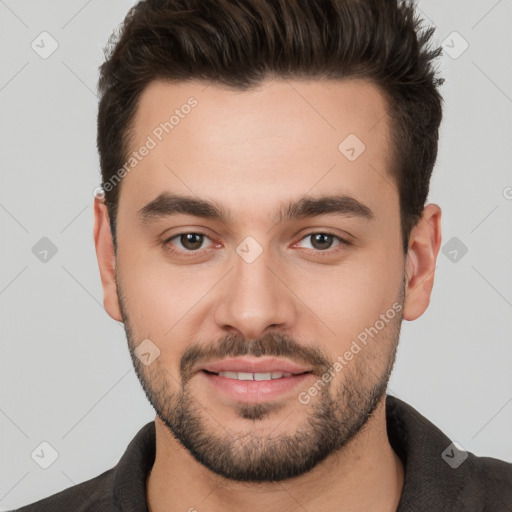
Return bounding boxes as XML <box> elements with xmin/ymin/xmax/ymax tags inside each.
<box><xmin>162</xmin><ymin>231</ymin><xmax>351</xmax><ymax>258</ymax></box>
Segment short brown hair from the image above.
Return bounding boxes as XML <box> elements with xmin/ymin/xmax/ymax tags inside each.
<box><xmin>97</xmin><ymin>0</ymin><xmax>445</xmax><ymax>253</ymax></box>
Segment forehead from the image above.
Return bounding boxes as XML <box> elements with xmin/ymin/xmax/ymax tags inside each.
<box><xmin>121</xmin><ymin>78</ymin><xmax>397</xmax><ymax>225</ymax></box>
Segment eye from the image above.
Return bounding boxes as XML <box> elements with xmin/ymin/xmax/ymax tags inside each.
<box><xmin>164</xmin><ymin>232</ymin><xmax>213</xmax><ymax>254</ymax></box>
<box><xmin>295</xmin><ymin>232</ymin><xmax>350</xmax><ymax>253</ymax></box>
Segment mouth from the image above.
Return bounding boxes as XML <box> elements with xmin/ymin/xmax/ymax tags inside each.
<box><xmin>197</xmin><ymin>357</ymin><xmax>315</xmax><ymax>403</ymax></box>
<box><xmin>201</xmin><ymin>369</ymin><xmax>311</xmax><ymax>380</ymax></box>
<box><xmin>199</xmin><ymin>356</ymin><xmax>313</xmax><ymax>376</ymax></box>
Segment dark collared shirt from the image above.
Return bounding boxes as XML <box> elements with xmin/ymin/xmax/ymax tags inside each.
<box><xmin>13</xmin><ymin>396</ymin><xmax>512</xmax><ymax>511</ymax></box>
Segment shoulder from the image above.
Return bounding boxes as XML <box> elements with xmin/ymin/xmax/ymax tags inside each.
<box><xmin>12</xmin><ymin>421</ymin><xmax>155</xmax><ymax>512</ymax></box>
<box><xmin>386</xmin><ymin>395</ymin><xmax>512</xmax><ymax>510</ymax></box>
<box><xmin>459</xmin><ymin>452</ymin><xmax>512</xmax><ymax>508</ymax></box>
<box><xmin>11</xmin><ymin>468</ymin><xmax>116</xmax><ymax>512</ymax></box>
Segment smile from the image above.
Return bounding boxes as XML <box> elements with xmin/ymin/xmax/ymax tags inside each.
<box><xmin>200</xmin><ymin>369</ymin><xmax>314</xmax><ymax>403</ymax></box>
<box><xmin>215</xmin><ymin>371</ymin><xmax>298</xmax><ymax>381</ymax></box>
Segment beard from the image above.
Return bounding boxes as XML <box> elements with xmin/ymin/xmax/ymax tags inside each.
<box><xmin>118</xmin><ymin>277</ymin><xmax>405</xmax><ymax>483</ymax></box>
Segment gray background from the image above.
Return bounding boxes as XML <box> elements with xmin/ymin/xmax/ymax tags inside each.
<box><xmin>1</xmin><ymin>0</ymin><xmax>511</xmax><ymax>508</ymax></box>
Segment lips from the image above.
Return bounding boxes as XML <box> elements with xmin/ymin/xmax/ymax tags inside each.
<box><xmin>213</xmin><ymin>371</ymin><xmax>295</xmax><ymax>381</ymax></box>
<box><xmin>200</xmin><ymin>357</ymin><xmax>312</xmax><ymax>376</ymax></box>
<box><xmin>200</xmin><ymin>370</ymin><xmax>314</xmax><ymax>403</ymax></box>
<box><xmin>196</xmin><ymin>357</ymin><xmax>315</xmax><ymax>403</ymax></box>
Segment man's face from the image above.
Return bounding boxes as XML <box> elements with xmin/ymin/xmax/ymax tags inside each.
<box><xmin>112</xmin><ymin>79</ymin><xmax>407</xmax><ymax>481</ymax></box>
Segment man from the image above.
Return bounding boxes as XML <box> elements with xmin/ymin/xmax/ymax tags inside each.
<box><xmin>15</xmin><ymin>0</ymin><xmax>512</xmax><ymax>510</ymax></box>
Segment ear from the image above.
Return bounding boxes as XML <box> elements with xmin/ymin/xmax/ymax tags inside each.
<box><xmin>93</xmin><ymin>196</ymin><xmax>123</xmax><ymax>322</ymax></box>
<box><xmin>403</xmin><ymin>203</ymin><xmax>442</xmax><ymax>321</ymax></box>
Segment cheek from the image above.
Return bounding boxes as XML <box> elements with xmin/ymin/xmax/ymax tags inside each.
<box><xmin>304</xmin><ymin>250</ymin><xmax>403</xmax><ymax>351</ymax></box>
<box><xmin>116</xmin><ymin>232</ymin><xmax>198</xmax><ymax>323</ymax></box>
<box><xmin>120</xmin><ymin>271</ymin><xmax>204</xmax><ymax>341</ymax></box>
<box><xmin>116</xmin><ymin>247</ymin><xmax>226</xmax><ymax>375</ymax></box>
<box><xmin>118</xmin><ymin>270</ymin><xmax>192</xmax><ymax>380</ymax></box>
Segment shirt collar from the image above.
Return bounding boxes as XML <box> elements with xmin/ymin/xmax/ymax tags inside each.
<box><xmin>386</xmin><ymin>395</ymin><xmax>469</xmax><ymax>510</ymax></box>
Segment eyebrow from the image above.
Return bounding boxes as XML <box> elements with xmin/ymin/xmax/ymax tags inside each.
<box><xmin>137</xmin><ymin>192</ymin><xmax>374</xmax><ymax>226</ymax></box>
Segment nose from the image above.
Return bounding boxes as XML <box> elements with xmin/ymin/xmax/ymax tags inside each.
<box><xmin>213</xmin><ymin>245</ymin><xmax>298</xmax><ymax>340</ymax></box>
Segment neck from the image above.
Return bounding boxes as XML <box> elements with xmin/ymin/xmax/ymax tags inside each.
<box><xmin>146</xmin><ymin>397</ymin><xmax>404</xmax><ymax>512</ymax></box>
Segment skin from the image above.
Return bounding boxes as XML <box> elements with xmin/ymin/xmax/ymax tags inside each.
<box><xmin>93</xmin><ymin>78</ymin><xmax>442</xmax><ymax>511</ymax></box>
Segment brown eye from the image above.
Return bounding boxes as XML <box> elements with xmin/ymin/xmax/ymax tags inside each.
<box><xmin>294</xmin><ymin>232</ymin><xmax>350</xmax><ymax>256</ymax></box>
<box><xmin>164</xmin><ymin>232</ymin><xmax>211</xmax><ymax>254</ymax></box>
<box><xmin>178</xmin><ymin>233</ymin><xmax>205</xmax><ymax>251</ymax></box>
<box><xmin>309</xmin><ymin>233</ymin><xmax>336</xmax><ymax>250</ymax></box>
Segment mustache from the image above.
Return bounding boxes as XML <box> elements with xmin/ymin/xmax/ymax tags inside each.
<box><xmin>180</xmin><ymin>331</ymin><xmax>332</xmax><ymax>381</ymax></box>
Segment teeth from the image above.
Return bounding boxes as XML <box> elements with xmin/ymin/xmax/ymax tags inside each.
<box><xmin>219</xmin><ymin>371</ymin><xmax>238</xmax><ymax>379</ymax></box>
<box><xmin>217</xmin><ymin>371</ymin><xmax>294</xmax><ymax>380</ymax></box>
<box><xmin>272</xmin><ymin>372</ymin><xmax>291</xmax><ymax>379</ymax></box>
<box><xmin>254</xmin><ymin>372</ymin><xmax>272</xmax><ymax>381</ymax></box>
